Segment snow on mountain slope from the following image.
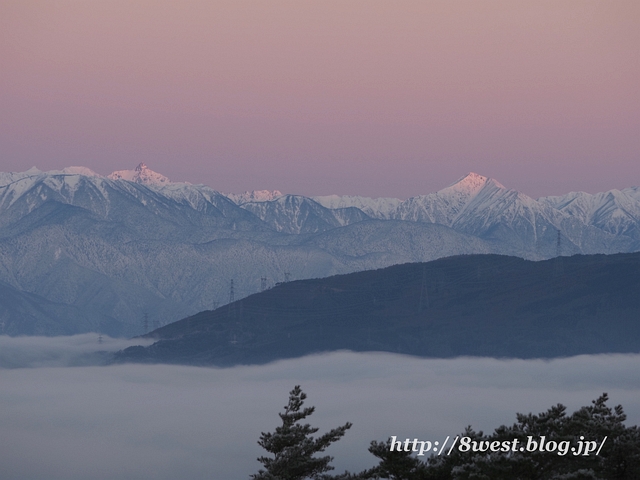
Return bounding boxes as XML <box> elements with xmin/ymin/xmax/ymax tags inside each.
<box><xmin>622</xmin><ymin>186</ymin><xmax>640</xmax><ymax>202</ymax></box>
<box><xmin>540</xmin><ymin>189</ymin><xmax>640</xmax><ymax>241</ymax></box>
<box><xmin>389</xmin><ymin>173</ymin><xmax>634</xmax><ymax>257</ymax></box>
<box><xmin>391</xmin><ymin>173</ymin><xmax>496</xmax><ymax>224</ymax></box>
<box><xmin>0</xmin><ymin>167</ymin><xmax>43</xmax><ymax>186</ymax></box>
<box><xmin>0</xmin><ymin>166</ymin><xmax>494</xmax><ymax>335</ymax></box>
<box><xmin>0</xmin><ymin>169</ymin><xmax>270</xmax><ymax>241</ymax></box>
<box><xmin>301</xmin><ymin>220</ymin><xmax>494</xmax><ymax>266</ymax></box>
<box><xmin>239</xmin><ymin>195</ymin><xmax>370</xmax><ymax>234</ymax></box>
<box><xmin>312</xmin><ymin>194</ymin><xmax>402</xmax><ymax>219</ymax></box>
<box><xmin>108</xmin><ymin>163</ymin><xmax>171</xmax><ymax>186</ymax></box>
<box><xmin>1</xmin><ymin>164</ymin><xmax>639</xmax><ymax>336</ymax></box>
<box><xmin>0</xmin><ymin>199</ymin><xmax>493</xmax><ymax>336</ymax></box>
<box><xmin>59</xmin><ymin>166</ymin><xmax>101</xmax><ymax>177</ymax></box>
<box><xmin>0</xmin><ymin>280</ymin><xmax>116</xmax><ymax>336</ymax></box>
<box><xmin>226</xmin><ymin>189</ymin><xmax>283</xmax><ymax>204</ymax></box>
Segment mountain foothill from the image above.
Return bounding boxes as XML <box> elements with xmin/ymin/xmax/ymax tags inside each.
<box><xmin>117</xmin><ymin>251</ymin><xmax>640</xmax><ymax>365</ymax></box>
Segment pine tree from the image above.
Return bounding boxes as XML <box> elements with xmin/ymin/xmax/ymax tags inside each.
<box><xmin>357</xmin><ymin>394</ymin><xmax>640</xmax><ymax>480</ymax></box>
<box><xmin>423</xmin><ymin>393</ymin><xmax>640</xmax><ymax>480</ymax></box>
<box><xmin>356</xmin><ymin>438</ymin><xmax>429</xmax><ymax>480</ymax></box>
<box><xmin>252</xmin><ymin>385</ymin><xmax>353</xmax><ymax>480</ymax></box>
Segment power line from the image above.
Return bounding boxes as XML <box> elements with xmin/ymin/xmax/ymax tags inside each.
<box><xmin>228</xmin><ymin>279</ymin><xmax>235</xmax><ymax>317</ymax></box>
<box><xmin>555</xmin><ymin>229</ymin><xmax>564</xmax><ymax>276</ymax></box>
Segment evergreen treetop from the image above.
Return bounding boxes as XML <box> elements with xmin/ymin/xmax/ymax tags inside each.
<box><xmin>252</xmin><ymin>385</ymin><xmax>352</xmax><ymax>480</ymax></box>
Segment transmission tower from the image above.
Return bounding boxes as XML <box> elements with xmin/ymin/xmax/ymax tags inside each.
<box><xmin>260</xmin><ymin>276</ymin><xmax>267</xmax><ymax>292</ymax></box>
<box><xmin>228</xmin><ymin>279</ymin><xmax>236</xmax><ymax>317</ymax></box>
<box><xmin>554</xmin><ymin>229</ymin><xmax>564</xmax><ymax>276</ymax></box>
<box><xmin>143</xmin><ymin>312</ymin><xmax>149</xmax><ymax>334</ymax></box>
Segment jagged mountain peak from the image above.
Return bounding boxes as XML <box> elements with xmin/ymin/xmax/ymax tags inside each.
<box><xmin>59</xmin><ymin>166</ymin><xmax>101</xmax><ymax>177</ymax></box>
<box><xmin>108</xmin><ymin>163</ymin><xmax>171</xmax><ymax>186</ymax></box>
<box><xmin>443</xmin><ymin>172</ymin><xmax>505</xmax><ymax>193</ymax></box>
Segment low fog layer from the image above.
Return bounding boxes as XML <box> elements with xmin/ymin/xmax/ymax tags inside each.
<box><xmin>1</xmin><ymin>336</ymin><xmax>639</xmax><ymax>479</ymax></box>
<box><xmin>0</xmin><ymin>334</ymin><xmax>154</xmax><ymax>368</ymax></box>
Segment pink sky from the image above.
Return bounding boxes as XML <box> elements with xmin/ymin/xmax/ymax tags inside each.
<box><xmin>1</xmin><ymin>1</ymin><xmax>639</xmax><ymax>198</ymax></box>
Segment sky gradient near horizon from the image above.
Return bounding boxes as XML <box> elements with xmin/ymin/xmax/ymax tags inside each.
<box><xmin>1</xmin><ymin>1</ymin><xmax>639</xmax><ymax>198</ymax></box>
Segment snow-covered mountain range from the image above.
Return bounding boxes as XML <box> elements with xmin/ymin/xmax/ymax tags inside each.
<box><xmin>0</xmin><ymin>163</ymin><xmax>638</xmax><ymax>336</ymax></box>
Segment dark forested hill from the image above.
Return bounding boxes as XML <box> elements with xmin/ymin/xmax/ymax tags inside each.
<box><xmin>115</xmin><ymin>252</ymin><xmax>640</xmax><ymax>366</ymax></box>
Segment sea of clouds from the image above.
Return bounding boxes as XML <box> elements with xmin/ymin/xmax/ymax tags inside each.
<box><xmin>1</xmin><ymin>335</ymin><xmax>639</xmax><ymax>479</ymax></box>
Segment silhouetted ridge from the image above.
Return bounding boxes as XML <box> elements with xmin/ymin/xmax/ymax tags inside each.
<box><xmin>115</xmin><ymin>252</ymin><xmax>640</xmax><ymax>366</ymax></box>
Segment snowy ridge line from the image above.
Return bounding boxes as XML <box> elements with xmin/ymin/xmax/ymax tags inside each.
<box><xmin>1</xmin><ymin>165</ymin><xmax>639</xmax><ymax>247</ymax></box>
<box><xmin>0</xmin><ymin>163</ymin><xmax>639</xmax><ymax>337</ymax></box>
<box><xmin>3</xmin><ymin>164</ymin><xmax>639</xmax><ymax>236</ymax></box>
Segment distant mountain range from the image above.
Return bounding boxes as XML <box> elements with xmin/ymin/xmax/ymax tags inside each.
<box><xmin>115</xmin><ymin>252</ymin><xmax>640</xmax><ymax>365</ymax></box>
<box><xmin>0</xmin><ymin>163</ymin><xmax>638</xmax><ymax>336</ymax></box>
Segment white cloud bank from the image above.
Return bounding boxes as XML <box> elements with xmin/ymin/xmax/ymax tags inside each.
<box><xmin>0</xmin><ymin>333</ymin><xmax>154</xmax><ymax>368</ymax></box>
<box><xmin>0</xmin><ymin>336</ymin><xmax>639</xmax><ymax>479</ymax></box>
